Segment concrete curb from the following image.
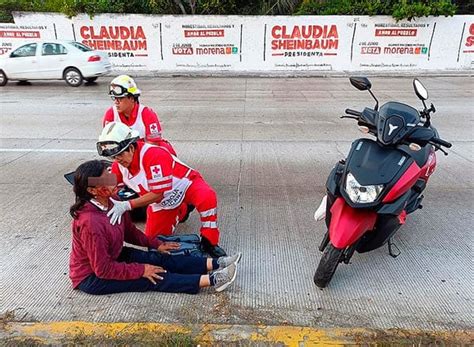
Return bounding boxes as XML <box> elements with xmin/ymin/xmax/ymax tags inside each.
<box><xmin>1</xmin><ymin>322</ymin><xmax>472</xmax><ymax>346</ymax></box>
<box><xmin>118</xmin><ymin>70</ymin><xmax>474</xmax><ymax>78</ymax></box>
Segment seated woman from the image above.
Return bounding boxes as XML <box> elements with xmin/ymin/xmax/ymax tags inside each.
<box><xmin>69</xmin><ymin>160</ymin><xmax>241</xmax><ymax>295</ymax></box>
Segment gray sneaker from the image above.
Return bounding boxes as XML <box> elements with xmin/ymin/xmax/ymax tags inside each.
<box><xmin>212</xmin><ymin>263</ymin><xmax>237</xmax><ymax>292</ymax></box>
<box><xmin>217</xmin><ymin>252</ymin><xmax>242</xmax><ymax>269</ymax></box>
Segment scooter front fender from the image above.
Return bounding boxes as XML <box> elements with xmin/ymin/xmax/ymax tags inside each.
<box><xmin>329</xmin><ymin>197</ymin><xmax>377</xmax><ymax>249</ymax></box>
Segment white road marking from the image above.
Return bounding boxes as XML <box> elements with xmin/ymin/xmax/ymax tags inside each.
<box><xmin>0</xmin><ymin>148</ymin><xmax>96</xmax><ymax>153</ymax></box>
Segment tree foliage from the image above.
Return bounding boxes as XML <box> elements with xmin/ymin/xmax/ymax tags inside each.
<box><xmin>296</xmin><ymin>0</ymin><xmax>457</xmax><ymax>20</ymax></box>
<box><xmin>0</xmin><ymin>0</ymin><xmax>469</xmax><ymax>23</ymax></box>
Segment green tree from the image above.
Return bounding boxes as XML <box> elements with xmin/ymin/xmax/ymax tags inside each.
<box><xmin>0</xmin><ymin>0</ymin><xmax>468</xmax><ymax>22</ymax></box>
<box><xmin>455</xmin><ymin>0</ymin><xmax>474</xmax><ymax>14</ymax></box>
<box><xmin>295</xmin><ymin>0</ymin><xmax>457</xmax><ymax>19</ymax></box>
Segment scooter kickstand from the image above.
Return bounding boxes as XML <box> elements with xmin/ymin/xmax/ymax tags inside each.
<box><xmin>388</xmin><ymin>238</ymin><xmax>401</xmax><ymax>258</ymax></box>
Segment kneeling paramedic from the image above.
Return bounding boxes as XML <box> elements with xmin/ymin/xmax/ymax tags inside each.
<box><xmin>97</xmin><ymin>122</ymin><xmax>226</xmax><ymax>258</ymax></box>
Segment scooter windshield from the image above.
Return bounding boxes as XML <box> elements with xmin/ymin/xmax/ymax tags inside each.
<box><xmin>377</xmin><ymin>102</ymin><xmax>420</xmax><ymax>145</ymax></box>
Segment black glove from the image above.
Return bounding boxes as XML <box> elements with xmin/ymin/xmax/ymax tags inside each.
<box><xmin>200</xmin><ymin>237</ymin><xmax>227</xmax><ymax>258</ymax></box>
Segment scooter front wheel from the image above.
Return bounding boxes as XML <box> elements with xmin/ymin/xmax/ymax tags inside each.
<box><xmin>314</xmin><ymin>243</ymin><xmax>343</xmax><ymax>288</ymax></box>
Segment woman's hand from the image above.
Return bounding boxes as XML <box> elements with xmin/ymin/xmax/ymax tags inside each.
<box><xmin>157</xmin><ymin>242</ymin><xmax>181</xmax><ymax>254</ymax></box>
<box><xmin>142</xmin><ymin>264</ymin><xmax>166</xmax><ymax>285</ymax></box>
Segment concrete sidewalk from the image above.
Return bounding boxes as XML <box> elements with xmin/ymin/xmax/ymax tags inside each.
<box><xmin>0</xmin><ymin>76</ymin><xmax>472</xmax><ymax>344</ymax></box>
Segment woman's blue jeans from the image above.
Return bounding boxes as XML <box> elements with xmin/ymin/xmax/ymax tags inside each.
<box><xmin>78</xmin><ymin>247</ymin><xmax>206</xmax><ymax>295</ymax></box>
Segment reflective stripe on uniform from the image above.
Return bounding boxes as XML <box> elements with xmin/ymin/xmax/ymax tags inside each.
<box><xmin>148</xmin><ymin>176</ymin><xmax>172</xmax><ymax>184</ymax></box>
<box><xmin>202</xmin><ymin>221</ymin><xmax>218</xmax><ymax>229</ymax></box>
<box><xmin>200</xmin><ymin>208</ymin><xmax>217</xmax><ymax>218</ymax></box>
<box><xmin>149</xmin><ymin>182</ymin><xmax>172</xmax><ymax>190</ymax></box>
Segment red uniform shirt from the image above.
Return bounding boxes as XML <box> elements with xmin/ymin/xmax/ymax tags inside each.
<box><xmin>103</xmin><ymin>103</ymin><xmax>163</xmax><ymax>143</ymax></box>
<box><xmin>69</xmin><ymin>201</ymin><xmax>161</xmax><ymax>288</ymax></box>
<box><xmin>112</xmin><ymin>141</ymin><xmax>193</xmax><ymax>213</ymax></box>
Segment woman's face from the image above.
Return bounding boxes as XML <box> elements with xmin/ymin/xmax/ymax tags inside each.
<box><xmin>88</xmin><ymin>169</ymin><xmax>118</xmax><ymax>199</ymax></box>
<box><xmin>113</xmin><ymin>146</ymin><xmax>134</xmax><ymax>168</ymax></box>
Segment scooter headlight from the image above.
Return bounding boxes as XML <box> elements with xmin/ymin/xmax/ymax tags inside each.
<box><xmin>345</xmin><ymin>172</ymin><xmax>383</xmax><ymax>204</ymax></box>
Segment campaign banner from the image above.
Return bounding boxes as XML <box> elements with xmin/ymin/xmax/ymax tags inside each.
<box><xmin>351</xmin><ymin>17</ymin><xmax>436</xmax><ymax>70</ymax></box>
<box><xmin>261</xmin><ymin>17</ymin><xmax>353</xmax><ymax>71</ymax></box>
<box><xmin>161</xmin><ymin>17</ymin><xmax>243</xmax><ymax>71</ymax></box>
<box><xmin>71</xmin><ymin>14</ymin><xmax>162</xmax><ymax>70</ymax></box>
<box><xmin>0</xmin><ymin>23</ymin><xmax>54</xmax><ymax>56</ymax></box>
<box><xmin>458</xmin><ymin>20</ymin><xmax>474</xmax><ymax>68</ymax></box>
<box><xmin>11</xmin><ymin>12</ymin><xmax>474</xmax><ymax>73</ymax></box>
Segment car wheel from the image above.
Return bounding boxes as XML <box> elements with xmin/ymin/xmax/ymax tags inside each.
<box><xmin>0</xmin><ymin>70</ymin><xmax>8</xmax><ymax>86</ymax></box>
<box><xmin>64</xmin><ymin>67</ymin><xmax>83</xmax><ymax>87</ymax></box>
<box><xmin>85</xmin><ymin>77</ymin><xmax>98</xmax><ymax>83</ymax></box>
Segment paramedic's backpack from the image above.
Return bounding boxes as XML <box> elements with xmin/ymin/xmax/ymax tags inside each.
<box><xmin>158</xmin><ymin>234</ymin><xmax>207</xmax><ymax>257</ymax></box>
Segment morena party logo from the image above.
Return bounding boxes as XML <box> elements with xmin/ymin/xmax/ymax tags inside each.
<box><xmin>172</xmin><ymin>43</ymin><xmax>193</xmax><ymax>55</ymax></box>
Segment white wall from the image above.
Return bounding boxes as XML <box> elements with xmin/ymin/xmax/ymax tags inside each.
<box><xmin>7</xmin><ymin>12</ymin><xmax>474</xmax><ymax>73</ymax></box>
<box><xmin>0</xmin><ymin>23</ymin><xmax>55</xmax><ymax>56</ymax></box>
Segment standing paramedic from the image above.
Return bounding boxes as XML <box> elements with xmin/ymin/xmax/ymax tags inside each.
<box><xmin>96</xmin><ymin>122</ymin><xmax>227</xmax><ymax>258</ymax></box>
<box><xmin>103</xmin><ymin>75</ymin><xmax>176</xmax><ymax>156</ymax></box>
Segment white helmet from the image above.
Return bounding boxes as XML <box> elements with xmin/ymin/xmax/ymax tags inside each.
<box><xmin>96</xmin><ymin>122</ymin><xmax>139</xmax><ymax>157</ymax></box>
<box><xmin>109</xmin><ymin>75</ymin><xmax>141</xmax><ymax>98</ymax></box>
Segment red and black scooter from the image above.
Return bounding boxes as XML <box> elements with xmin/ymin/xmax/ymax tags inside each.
<box><xmin>313</xmin><ymin>77</ymin><xmax>452</xmax><ymax>288</ymax></box>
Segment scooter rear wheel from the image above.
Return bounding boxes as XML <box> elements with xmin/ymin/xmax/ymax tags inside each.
<box><xmin>314</xmin><ymin>243</ymin><xmax>343</xmax><ymax>288</ymax></box>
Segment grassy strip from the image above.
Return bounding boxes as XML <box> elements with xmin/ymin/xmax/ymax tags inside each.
<box><xmin>1</xmin><ymin>319</ymin><xmax>472</xmax><ymax>346</ymax></box>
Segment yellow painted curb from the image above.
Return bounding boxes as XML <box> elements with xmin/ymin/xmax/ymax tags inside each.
<box><xmin>2</xmin><ymin>321</ymin><xmax>473</xmax><ymax>346</ymax></box>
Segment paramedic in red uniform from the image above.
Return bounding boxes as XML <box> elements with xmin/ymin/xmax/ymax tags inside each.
<box><xmin>103</xmin><ymin>75</ymin><xmax>176</xmax><ymax>156</ymax></box>
<box><xmin>96</xmin><ymin>122</ymin><xmax>227</xmax><ymax>258</ymax></box>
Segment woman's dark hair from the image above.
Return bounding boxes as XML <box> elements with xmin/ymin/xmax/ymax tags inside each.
<box><xmin>69</xmin><ymin>160</ymin><xmax>107</xmax><ymax>219</ymax></box>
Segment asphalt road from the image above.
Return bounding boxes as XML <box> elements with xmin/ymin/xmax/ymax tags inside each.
<box><xmin>0</xmin><ymin>76</ymin><xmax>472</xmax><ymax>331</ymax></box>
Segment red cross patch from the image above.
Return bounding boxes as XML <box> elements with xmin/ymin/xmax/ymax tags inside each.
<box><xmin>150</xmin><ymin>165</ymin><xmax>163</xmax><ymax>179</ymax></box>
<box><xmin>149</xmin><ymin>123</ymin><xmax>160</xmax><ymax>135</ymax></box>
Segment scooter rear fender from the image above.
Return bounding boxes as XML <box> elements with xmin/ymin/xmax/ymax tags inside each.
<box><xmin>329</xmin><ymin>197</ymin><xmax>377</xmax><ymax>249</ymax></box>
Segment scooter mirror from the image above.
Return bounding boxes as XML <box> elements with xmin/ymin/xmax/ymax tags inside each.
<box><xmin>349</xmin><ymin>77</ymin><xmax>372</xmax><ymax>91</ymax></box>
<box><xmin>413</xmin><ymin>78</ymin><xmax>428</xmax><ymax>100</ymax></box>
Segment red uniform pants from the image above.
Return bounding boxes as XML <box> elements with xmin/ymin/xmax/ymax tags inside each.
<box><xmin>144</xmin><ymin>174</ymin><xmax>220</xmax><ymax>245</ymax></box>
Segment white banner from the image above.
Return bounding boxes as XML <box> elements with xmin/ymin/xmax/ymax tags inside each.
<box><xmin>162</xmin><ymin>17</ymin><xmax>243</xmax><ymax>71</ymax></box>
<box><xmin>458</xmin><ymin>20</ymin><xmax>474</xmax><ymax>69</ymax></box>
<box><xmin>0</xmin><ymin>23</ymin><xmax>55</xmax><ymax>56</ymax></box>
<box><xmin>260</xmin><ymin>17</ymin><xmax>352</xmax><ymax>71</ymax></box>
<box><xmin>352</xmin><ymin>17</ymin><xmax>434</xmax><ymax>70</ymax></box>
<box><xmin>73</xmin><ymin>14</ymin><xmax>161</xmax><ymax>70</ymax></box>
<box><xmin>350</xmin><ymin>16</ymin><xmax>472</xmax><ymax>70</ymax></box>
<box><xmin>11</xmin><ymin>12</ymin><xmax>474</xmax><ymax>73</ymax></box>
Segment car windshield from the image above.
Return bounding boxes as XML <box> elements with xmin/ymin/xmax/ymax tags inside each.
<box><xmin>69</xmin><ymin>42</ymin><xmax>92</xmax><ymax>52</ymax></box>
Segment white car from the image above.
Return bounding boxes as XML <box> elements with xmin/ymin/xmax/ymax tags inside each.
<box><xmin>0</xmin><ymin>40</ymin><xmax>112</xmax><ymax>87</ymax></box>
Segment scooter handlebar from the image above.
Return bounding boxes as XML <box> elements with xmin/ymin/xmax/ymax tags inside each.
<box><xmin>431</xmin><ymin>137</ymin><xmax>452</xmax><ymax>148</ymax></box>
<box><xmin>345</xmin><ymin>108</ymin><xmax>363</xmax><ymax>117</ymax></box>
